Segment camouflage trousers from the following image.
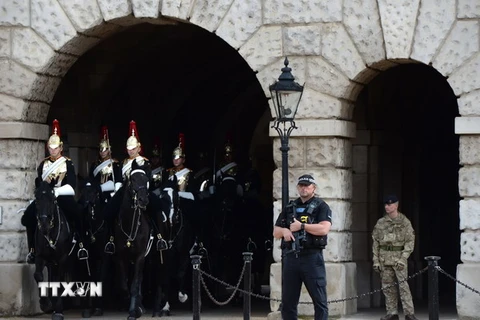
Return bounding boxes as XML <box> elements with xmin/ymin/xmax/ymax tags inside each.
<box><xmin>381</xmin><ymin>265</ymin><xmax>414</xmax><ymax>315</ymax></box>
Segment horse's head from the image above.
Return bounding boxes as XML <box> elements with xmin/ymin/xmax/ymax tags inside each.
<box><xmin>79</xmin><ymin>180</ymin><xmax>100</xmax><ymax>219</ymax></box>
<box><xmin>128</xmin><ymin>159</ymin><xmax>151</xmax><ymax>210</ymax></box>
<box><xmin>34</xmin><ymin>180</ymin><xmax>57</xmax><ymax>236</ymax></box>
<box><xmin>218</xmin><ymin>175</ymin><xmax>242</xmax><ymax>210</ymax></box>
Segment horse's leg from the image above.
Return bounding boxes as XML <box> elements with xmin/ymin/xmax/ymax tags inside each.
<box><xmin>128</xmin><ymin>256</ymin><xmax>146</xmax><ymax>320</ymax></box>
<box><xmin>34</xmin><ymin>258</ymin><xmax>53</xmax><ymax>313</ymax></box>
<box><xmin>50</xmin><ymin>261</ymin><xmax>65</xmax><ymax>320</ymax></box>
<box><xmin>116</xmin><ymin>258</ymin><xmax>130</xmax><ymax>313</ymax></box>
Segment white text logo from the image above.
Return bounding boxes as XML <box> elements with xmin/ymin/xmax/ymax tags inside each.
<box><xmin>38</xmin><ymin>282</ymin><xmax>102</xmax><ymax>297</ymax></box>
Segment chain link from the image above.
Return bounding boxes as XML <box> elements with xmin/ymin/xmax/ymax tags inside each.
<box><xmin>437</xmin><ymin>266</ymin><xmax>480</xmax><ymax>296</ymax></box>
<box><xmin>199</xmin><ymin>262</ymin><xmax>247</xmax><ymax>306</ymax></box>
<box><xmin>197</xmin><ymin>264</ymin><xmax>429</xmax><ymax>305</ymax></box>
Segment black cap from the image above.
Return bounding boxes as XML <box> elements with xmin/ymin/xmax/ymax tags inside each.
<box><xmin>384</xmin><ymin>194</ymin><xmax>399</xmax><ymax>204</ymax></box>
<box><xmin>297</xmin><ymin>174</ymin><xmax>316</xmax><ymax>185</ymax></box>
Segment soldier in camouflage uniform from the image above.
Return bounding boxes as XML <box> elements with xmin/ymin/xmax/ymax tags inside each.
<box><xmin>372</xmin><ymin>195</ymin><xmax>418</xmax><ymax>320</ymax></box>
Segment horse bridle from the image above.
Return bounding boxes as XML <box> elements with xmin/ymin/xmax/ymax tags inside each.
<box><xmin>119</xmin><ymin>169</ymin><xmax>148</xmax><ymax>247</ymax></box>
<box><xmin>37</xmin><ymin>195</ymin><xmax>62</xmax><ymax>250</ymax></box>
<box><xmin>85</xmin><ymin>188</ymin><xmax>104</xmax><ymax>243</ymax></box>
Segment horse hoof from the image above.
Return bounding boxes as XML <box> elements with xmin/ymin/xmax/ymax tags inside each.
<box><xmin>81</xmin><ymin>309</ymin><xmax>92</xmax><ymax>318</ymax></box>
<box><xmin>134</xmin><ymin>306</ymin><xmax>144</xmax><ymax>318</ymax></box>
<box><xmin>39</xmin><ymin>299</ymin><xmax>53</xmax><ymax>313</ymax></box>
<box><xmin>92</xmin><ymin>308</ymin><xmax>103</xmax><ymax>316</ymax></box>
<box><xmin>52</xmin><ymin>313</ymin><xmax>64</xmax><ymax>320</ymax></box>
<box><xmin>127</xmin><ymin>316</ymin><xmax>136</xmax><ymax>320</ymax></box>
<box><xmin>159</xmin><ymin>310</ymin><xmax>171</xmax><ymax>317</ymax></box>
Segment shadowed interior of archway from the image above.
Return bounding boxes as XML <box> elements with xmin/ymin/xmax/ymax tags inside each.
<box><xmin>353</xmin><ymin>63</ymin><xmax>460</xmax><ymax>308</ymax></box>
<box><xmin>46</xmin><ymin>21</ymin><xmax>275</xmax><ymax>311</ymax></box>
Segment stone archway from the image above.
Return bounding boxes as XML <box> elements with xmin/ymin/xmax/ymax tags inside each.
<box><xmin>1</xmin><ymin>0</ymin><xmax>480</xmax><ymax>318</ymax></box>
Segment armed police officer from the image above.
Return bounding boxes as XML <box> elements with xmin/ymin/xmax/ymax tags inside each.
<box><xmin>273</xmin><ymin>174</ymin><xmax>332</xmax><ymax>320</ymax></box>
<box><xmin>21</xmin><ymin>119</ymin><xmax>88</xmax><ymax>263</ymax></box>
<box><xmin>372</xmin><ymin>195</ymin><xmax>418</xmax><ymax>320</ymax></box>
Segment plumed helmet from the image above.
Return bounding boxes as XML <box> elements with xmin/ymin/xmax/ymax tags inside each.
<box><xmin>47</xmin><ymin>119</ymin><xmax>62</xmax><ymax>149</ymax></box>
<box><xmin>224</xmin><ymin>133</ymin><xmax>233</xmax><ymax>157</ymax></box>
<box><xmin>172</xmin><ymin>133</ymin><xmax>185</xmax><ymax>160</ymax></box>
<box><xmin>152</xmin><ymin>136</ymin><xmax>161</xmax><ymax>157</ymax></box>
<box><xmin>126</xmin><ymin>120</ymin><xmax>141</xmax><ymax>150</ymax></box>
<box><xmin>99</xmin><ymin>125</ymin><xmax>111</xmax><ymax>152</ymax></box>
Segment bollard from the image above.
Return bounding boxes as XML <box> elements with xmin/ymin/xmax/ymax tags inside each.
<box><xmin>243</xmin><ymin>252</ymin><xmax>253</xmax><ymax>320</ymax></box>
<box><xmin>424</xmin><ymin>256</ymin><xmax>441</xmax><ymax>320</ymax></box>
<box><xmin>191</xmin><ymin>254</ymin><xmax>202</xmax><ymax>320</ymax></box>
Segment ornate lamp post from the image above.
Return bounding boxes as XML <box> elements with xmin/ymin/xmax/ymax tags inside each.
<box><xmin>270</xmin><ymin>57</ymin><xmax>304</xmax><ymax>211</ymax></box>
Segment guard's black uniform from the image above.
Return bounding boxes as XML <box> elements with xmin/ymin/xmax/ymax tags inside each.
<box><xmin>274</xmin><ymin>196</ymin><xmax>332</xmax><ymax>320</ymax></box>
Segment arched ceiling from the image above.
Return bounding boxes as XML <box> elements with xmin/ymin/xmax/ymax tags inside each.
<box><xmin>50</xmin><ymin>22</ymin><xmax>269</xmax><ymax>166</ymax></box>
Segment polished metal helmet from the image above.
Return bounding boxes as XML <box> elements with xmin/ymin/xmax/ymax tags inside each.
<box><xmin>99</xmin><ymin>125</ymin><xmax>111</xmax><ymax>152</ymax></box>
<box><xmin>172</xmin><ymin>133</ymin><xmax>185</xmax><ymax>160</ymax></box>
<box><xmin>126</xmin><ymin>120</ymin><xmax>141</xmax><ymax>150</ymax></box>
<box><xmin>47</xmin><ymin>119</ymin><xmax>62</xmax><ymax>149</ymax></box>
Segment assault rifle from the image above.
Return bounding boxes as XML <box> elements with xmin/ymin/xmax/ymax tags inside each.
<box><xmin>285</xmin><ymin>201</ymin><xmax>306</xmax><ymax>256</ymax></box>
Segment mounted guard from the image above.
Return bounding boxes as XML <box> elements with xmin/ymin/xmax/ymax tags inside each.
<box><xmin>21</xmin><ymin>119</ymin><xmax>88</xmax><ymax>263</ymax></box>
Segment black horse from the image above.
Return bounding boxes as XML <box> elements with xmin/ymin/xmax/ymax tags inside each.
<box><xmin>33</xmin><ymin>180</ymin><xmax>73</xmax><ymax>320</ymax></box>
<box><xmin>77</xmin><ymin>180</ymin><xmax>111</xmax><ymax>317</ymax></box>
<box><xmin>114</xmin><ymin>160</ymin><xmax>152</xmax><ymax>320</ymax></box>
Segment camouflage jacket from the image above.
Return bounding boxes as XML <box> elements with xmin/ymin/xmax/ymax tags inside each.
<box><xmin>372</xmin><ymin>212</ymin><xmax>415</xmax><ymax>266</ymax></box>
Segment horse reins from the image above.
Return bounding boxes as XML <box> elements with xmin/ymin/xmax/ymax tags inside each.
<box><xmin>119</xmin><ymin>169</ymin><xmax>147</xmax><ymax>248</ymax></box>
<box><xmin>38</xmin><ymin>200</ymin><xmax>62</xmax><ymax>250</ymax></box>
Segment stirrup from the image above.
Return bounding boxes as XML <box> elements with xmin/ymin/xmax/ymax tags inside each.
<box><xmin>104</xmin><ymin>236</ymin><xmax>115</xmax><ymax>254</ymax></box>
<box><xmin>156</xmin><ymin>234</ymin><xmax>168</xmax><ymax>251</ymax></box>
<box><xmin>26</xmin><ymin>249</ymin><xmax>35</xmax><ymax>264</ymax></box>
<box><xmin>77</xmin><ymin>243</ymin><xmax>89</xmax><ymax>260</ymax></box>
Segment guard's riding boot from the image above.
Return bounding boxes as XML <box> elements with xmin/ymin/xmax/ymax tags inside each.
<box><xmin>25</xmin><ymin>226</ymin><xmax>36</xmax><ymax>264</ymax></box>
<box><xmin>104</xmin><ymin>236</ymin><xmax>115</xmax><ymax>254</ymax></box>
<box><xmin>380</xmin><ymin>315</ymin><xmax>399</xmax><ymax>320</ymax></box>
<box><xmin>405</xmin><ymin>315</ymin><xmax>419</xmax><ymax>320</ymax></box>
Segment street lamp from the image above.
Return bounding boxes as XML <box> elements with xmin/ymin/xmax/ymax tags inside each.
<box><xmin>270</xmin><ymin>57</ymin><xmax>304</xmax><ymax>211</ymax></box>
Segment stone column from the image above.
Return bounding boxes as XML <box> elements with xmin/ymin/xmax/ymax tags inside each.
<box><xmin>269</xmin><ymin>119</ymin><xmax>357</xmax><ymax>317</ymax></box>
<box><xmin>0</xmin><ymin>121</ymin><xmax>49</xmax><ymax>315</ymax></box>
<box><xmin>456</xmin><ymin>117</ymin><xmax>480</xmax><ymax>319</ymax></box>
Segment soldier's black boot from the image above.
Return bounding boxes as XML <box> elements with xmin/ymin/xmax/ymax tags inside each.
<box><xmin>380</xmin><ymin>315</ymin><xmax>399</xmax><ymax>320</ymax></box>
<box><xmin>26</xmin><ymin>226</ymin><xmax>36</xmax><ymax>264</ymax></box>
<box><xmin>405</xmin><ymin>315</ymin><xmax>418</xmax><ymax>320</ymax></box>
<box><xmin>104</xmin><ymin>235</ymin><xmax>115</xmax><ymax>254</ymax></box>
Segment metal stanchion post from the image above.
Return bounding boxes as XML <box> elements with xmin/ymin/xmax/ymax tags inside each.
<box><xmin>424</xmin><ymin>256</ymin><xmax>441</xmax><ymax>320</ymax></box>
<box><xmin>191</xmin><ymin>254</ymin><xmax>202</xmax><ymax>320</ymax></box>
<box><xmin>243</xmin><ymin>252</ymin><xmax>253</xmax><ymax>320</ymax></box>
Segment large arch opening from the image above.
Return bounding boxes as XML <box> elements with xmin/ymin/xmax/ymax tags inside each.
<box><xmin>47</xmin><ymin>21</ymin><xmax>274</xmax><ymax>311</ymax></box>
<box><xmin>352</xmin><ymin>62</ymin><xmax>460</xmax><ymax>309</ymax></box>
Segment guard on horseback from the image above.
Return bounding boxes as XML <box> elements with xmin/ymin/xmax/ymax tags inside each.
<box><xmin>150</xmin><ymin>137</ymin><xmax>164</xmax><ymax>192</ymax></box>
<box><xmin>87</xmin><ymin>126</ymin><xmax>122</xmax><ymax>254</ymax></box>
<box><xmin>161</xmin><ymin>133</ymin><xmax>214</xmax><ymax>309</ymax></box>
<box><xmin>103</xmin><ymin>120</ymin><xmax>168</xmax><ymax>253</ymax></box>
<box><xmin>21</xmin><ymin>119</ymin><xmax>88</xmax><ymax>263</ymax></box>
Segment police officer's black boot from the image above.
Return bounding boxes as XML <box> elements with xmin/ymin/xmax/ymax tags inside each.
<box><xmin>25</xmin><ymin>226</ymin><xmax>36</xmax><ymax>264</ymax></box>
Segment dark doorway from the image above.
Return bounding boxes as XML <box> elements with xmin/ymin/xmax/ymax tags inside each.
<box><xmin>47</xmin><ymin>21</ymin><xmax>274</xmax><ymax>311</ymax></box>
<box><xmin>356</xmin><ymin>62</ymin><xmax>460</xmax><ymax>306</ymax></box>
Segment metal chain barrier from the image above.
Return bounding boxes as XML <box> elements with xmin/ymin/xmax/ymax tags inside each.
<box><xmin>199</xmin><ymin>262</ymin><xmax>247</xmax><ymax>306</ymax></box>
<box><xmin>437</xmin><ymin>266</ymin><xmax>480</xmax><ymax>296</ymax></box>
<box><xmin>197</xmin><ymin>261</ymin><xmax>429</xmax><ymax>305</ymax></box>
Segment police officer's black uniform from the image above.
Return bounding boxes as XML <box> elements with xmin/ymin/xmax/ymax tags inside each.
<box><xmin>275</xmin><ymin>193</ymin><xmax>332</xmax><ymax>320</ymax></box>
